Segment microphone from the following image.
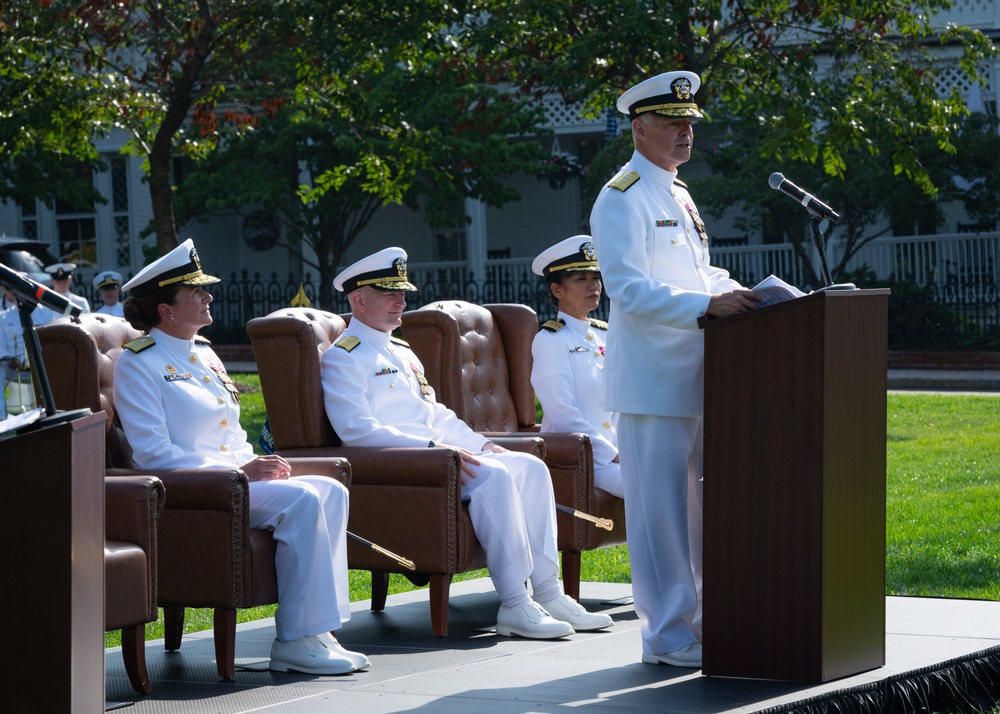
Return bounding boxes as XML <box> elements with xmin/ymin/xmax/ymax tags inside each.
<box><xmin>0</xmin><ymin>262</ymin><xmax>83</xmax><ymax>317</ymax></box>
<box><xmin>768</xmin><ymin>172</ymin><xmax>840</xmax><ymax>223</ymax></box>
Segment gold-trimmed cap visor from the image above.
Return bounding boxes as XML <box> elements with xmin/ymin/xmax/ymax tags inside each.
<box><xmin>122</xmin><ymin>239</ymin><xmax>220</xmax><ymax>297</ymax></box>
<box><xmin>334</xmin><ymin>247</ymin><xmax>419</xmax><ymax>293</ymax></box>
<box><xmin>532</xmin><ymin>235</ymin><xmax>600</xmax><ymax>277</ymax></box>
<box><xmin>616</xmin><ymin>71</ymin><xmax>703</xmax><ymax>120</ymax></box>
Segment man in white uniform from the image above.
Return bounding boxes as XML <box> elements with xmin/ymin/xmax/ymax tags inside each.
<box><xmin>93</xmin><ymin>270</ymin><xmax>125</xmax><ymax>317</ymax></box>
<box><xmin>40</xmin><ymin>262</ymin><xmax>90</xmax><ymax>320</ymax></box>
<box><xmin>320</xmin><ymin>247</ymin><xmax>613</xmax><ymax>639</ymax></box>
<box><xmin>589</xmin><ymin>71</ymin><xmax>760</xmax><ymax>668</ymax></box>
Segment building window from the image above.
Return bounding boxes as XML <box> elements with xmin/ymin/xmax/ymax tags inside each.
<box><xmin>19</xmin><ymin>198</ymin><xmax>38</xmax><ymax>240</ymax></box>
<box><xmin>110</xmin><ymin>157</ymin><xmax>131</xmax><ymax>266</ymax></box>
<box><xmin>55</xmin><ymin>163</ymin><xmax>98</xmax><ymax>266</ymax></box>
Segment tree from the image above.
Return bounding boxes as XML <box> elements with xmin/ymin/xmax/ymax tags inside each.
<box><xmin>0</xmin><ymin>4</ymin><xmax>106</xmax><ymax>211</ymax></box>
<box><xmin>175</xmin><ymin>6</ymin><xmax>550</xmax><ymax>307</ymax></box>
<box><xmin>3</xmin><ymin>0</ymin><xmax>300</xmax><ymax>257</ymax></box>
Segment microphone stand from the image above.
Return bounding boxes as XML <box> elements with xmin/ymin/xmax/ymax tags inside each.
<box><xmin>809</xmin><ymin>215</ymin><xmax>856</xmax><ymax>292</ymax></box>
<box><xmin>7</xmin><ymin>297</ymin><xmax>91</xmax><ymax>430</ymax></box>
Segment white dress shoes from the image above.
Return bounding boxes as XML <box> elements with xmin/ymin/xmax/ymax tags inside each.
<box><xmin>536</xmin><ymin>593</ymin><xmax>613</xmax><ymax>631</ymax></box>
<box><xmin>496</xmin><ymin>600</ymin><xmax>575</xmax><ymax>639</ymax></box>
<box><xmin>641</xmin><ymin>642</ymin><xmax>703</xmax><ymax>668</ymax></box>
<box><xmin>269</xmin><ymin>635</ymin><xmax>358</xmax><ymax>675</ymax></box>
<box><xmin>318</xmin><ymin>632</ymin><xmax>370</xmax><ymax>670</ymax></box>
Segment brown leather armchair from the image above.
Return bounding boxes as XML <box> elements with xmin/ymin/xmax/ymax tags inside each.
<box><xmin>37</xmin><ymin>313</ymin><xmax>351</xmax><ymax>679</ymax></box>
<box><xmin>105</xmin><ymin>474</ymin><xmax>165</xmax><ymax>694</ymax></box>
<box><xmin>401</xmin><ymin>301</ymin><xmax>627</xmax><ymax>600</ymax></box>
<box><xmin>246</xmin><ymin>307</ymin><xmax>491</xmax><ymax>636</ymax></box>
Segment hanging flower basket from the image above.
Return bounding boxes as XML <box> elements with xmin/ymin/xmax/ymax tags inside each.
<box><xmin>537</xmin><ymin>152</ymin><xmax>585</xmax><ymax>189</ymax></box>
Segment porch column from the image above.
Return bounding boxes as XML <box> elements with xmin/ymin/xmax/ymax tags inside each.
<box><xmin>465</xmin><ymin>197</ymin><xmax>487</xmax><ymax>282</ymax></box>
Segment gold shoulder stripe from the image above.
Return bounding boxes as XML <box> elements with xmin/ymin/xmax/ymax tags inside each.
<box><xmin>124</xmin><ymin>335</ymin><xmax>156</xmax><ymax>353</ymax></box>
<box><xmin>541</xmin><ymin>318</ymin><xmax>565</xmax><ymax>333</ymax></box>
<box><xmin>194</xmin><ymin>335</ymin><xmax>212</xmax><ymax>344</ymax></box>
<box><xmin>588</xmin><ymin>318</ymin><xmax>608</xmax><ymax>331</ymax></box>
<box><xmin>335</xmin><ymin>335</ymin><xmax>360</xmax><ymax>352</ymax></box>
<box><xmin>390</xmin><ymin>335</ymin><xmax>411</xmax><ymax>348</ymax></box>
<box><xmin>608</xmin><ymin>170</ymin><xmax>640</xmax><ymax>192</ymax></box>
<box><xmin>674</xmin><ymin>178</ymin><xmax>688</xmax><ymax>189</ymax></box>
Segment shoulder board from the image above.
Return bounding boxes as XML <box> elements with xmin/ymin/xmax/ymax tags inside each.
<box><xmin>123</xmin><ymin>336</ymin><xmax>156</xmax><ymax>353</ymax></box>
<box><xmin>588</xmin><ymin>318</ymin><xmax>608</xmax><ymax>331</ymax></box>
<box><xmin>674</xmin><ymin>178</ymin><xmax>688</xmax><ymax>189</ymax></box>
<box><xmin>334</xmin><ymin>335</ymin><xmax>360</xmax><ymax>352</ymax></box>
<box><xmin>608</xmin><ymin>170</ymin><xmax>640</xmax><ymax>192</ymax></box>
<box><xmin>541</xmin><ymin>318</ymin><xmax>565</xmax><ymax>333</ymax></box>
<box><xmin>194</xmin><ymin>335</ymin><xmax>212</xmax><ymax>345</ymax></box>
<box><xmin>389</xmin><ymin>335</ymin><xmax>411</xmax><ymax>348</ymax></box>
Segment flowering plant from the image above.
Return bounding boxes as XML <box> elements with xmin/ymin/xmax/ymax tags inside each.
<box><xmin>536</xmin><ymin>152</ymin><xmax>585</xmax><ymax>179</ymax></box>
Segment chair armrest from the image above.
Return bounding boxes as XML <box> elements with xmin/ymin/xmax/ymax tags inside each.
<box><xmin>279</xmin><ymin>446</ymin><xmax>463</xmax><ymax>488</ymax></box>
<box><xmin>105</xmin><ymin>475</ymin><xmax>165</xmax><ymax>552</ymax></box>
<box><xmin>107</xmin><ymin>467</ymin><xmax>247</xmax><ymax>511</ymax></box>
<box><xmin>286</xmin><ymin>456</ymin><xmax>351</xmax><ymax>488</ymax></box>
<box><xmin>478</xmin><ymin>433</ymin><xmax>545</xmax><ymax>460</ymax></box>
<box><xmin>528</xmin><ymin>431</ymin><xmax>593</xmax><ymax>512</ymax></box>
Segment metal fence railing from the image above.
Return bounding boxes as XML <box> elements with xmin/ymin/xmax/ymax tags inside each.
<box><xmin>68</xmin><ymin>233</ymin><xmax>1000</xmax><ymax>350</ymax></box>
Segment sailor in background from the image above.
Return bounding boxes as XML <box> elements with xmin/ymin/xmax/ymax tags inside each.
<box><xmin>93</xmin><ymin>270</ymin><xmax>125</xmax><ymax>317</ymax></box>
<box><xmin>530</xmin><ymin>236</ymin><xmax>623</xmax><ymax>499</ymax></box>
<box><xmin>113</xmin><ymin>239</ymin><xmax>368</xmax><ymax>676</ymax></box>
<box><xmin>43</xmin><ymin>262</ymin><xmax>90</xmax><ymax>318</ymax></box>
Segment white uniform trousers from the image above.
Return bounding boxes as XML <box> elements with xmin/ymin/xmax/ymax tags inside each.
<box><xmin>462</xmin><ymin>450</ymin><xmax>562</xmax><ymax>605</ymax></box>
<box><xmin>248</xmin><ymin>476</ymin><xmax>351</xmax><ymax>642</ymax></box>
<box><xmin>619</xmin><ymin>414</ymin><xmax>704</xmax><ymax>655</ymax></box>
<box><xmin>594</xmin><ymin>461</ymin><xmax>625</xmax><ymax>499</ymax></box>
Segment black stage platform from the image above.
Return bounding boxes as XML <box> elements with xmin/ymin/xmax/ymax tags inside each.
<box><xmin>103</xmin><ymin>579</ymin><xmax>1000</xmax><ymax>713</ymax></box>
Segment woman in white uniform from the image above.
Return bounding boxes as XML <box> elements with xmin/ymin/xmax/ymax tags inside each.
<box><xmin>530</xmin><ymin>236</ymin><xmax>623</xmax><ymax>499</ymax></box>
<box><xmin>113</xmin><ymin>239</ymin><xmax>368</xmax><ymax>676</ymax></box>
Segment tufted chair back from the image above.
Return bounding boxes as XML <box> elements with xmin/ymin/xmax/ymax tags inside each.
<box><xmin>244</xmin><ymin>307</ymin><xmax>343</xmax><ymax>450</ymax></box>
<box><xmin>37</xmin><ymin>313</ymin><xmax>137</xmax><ymax>467</ymax></box>
<box><xmin>401</xmin><ymin>301</ymin><xmax>538</xmax><ymax>432</ymax></box>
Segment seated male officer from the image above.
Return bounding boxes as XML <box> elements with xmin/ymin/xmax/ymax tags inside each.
<box><xmin>320</xmin><ymin>247</ymin><xmax>613</xmax><ymax>639</ymax></box>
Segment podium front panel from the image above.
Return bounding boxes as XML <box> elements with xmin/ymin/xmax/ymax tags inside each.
<box><xmin>702</xmin><ymin>290</ymin><xmax>887</xmax><ymax>682</ymax></box>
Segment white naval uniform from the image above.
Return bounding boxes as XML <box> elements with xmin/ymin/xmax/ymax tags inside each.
<box><xmin>95</xmin><ymin>302</ymin><xmax>125</xmax><ymax>317</ymax></box>
<box><xmin>590</xmin><ymin>149</ymin><xmax>743</xmax><ymax>656</ymax></box>
<box><xmin>320</xmin><ymin>318</ymin><xmax>563</xmax><ymax>606</ymax></box>
<box><xmin>113</xmin><ymin>328</ymin><xmax>351</xmax><ymax>642</ymax></box>
<box><xmin>0</xmin><ymin>304</ymin><xmax>50</xmax><ymax>419</ymax></box>
<box><xmin>530</xmin><ymin>311</ymin><xmax>623</xmax><ymax>499</ymax></box>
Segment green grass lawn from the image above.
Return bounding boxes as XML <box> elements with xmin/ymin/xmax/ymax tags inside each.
<box><xmin>106</xmin><ymin>383</ymin><xmax>1000</xmax><ymax>647</ymax></box>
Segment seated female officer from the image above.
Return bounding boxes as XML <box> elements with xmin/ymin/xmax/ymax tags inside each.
<box><xmin>530</xmin><ymin>236</ymin><xmax>623</xmax><ymax>499</ymax></box>
<box><xmin>113</xmin><ymin>239</ymin><xmax>368</xmax><ymax>676</ymax></box>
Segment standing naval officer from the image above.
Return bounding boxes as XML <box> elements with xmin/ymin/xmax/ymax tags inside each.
<box><xmin>589</xmin><ymin>71</ymin><xmax>760</xmax><ymax>668</ymax></box>
<box><xmin>320</xmin><ymin>247</ymin><xmax>613</xmax><ymax>639</ymax></box>
<box><xmin>93</xmin><ymin>270</ymin><xmax>125</xmax><ymax>317</ymax></box>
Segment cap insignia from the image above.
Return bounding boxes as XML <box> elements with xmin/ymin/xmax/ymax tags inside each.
<box><xmin>581</xmin><ymin>242</ymin><xmax>596</xmax><ymax>261</ymax></box>
<box><xmin>394</xmin><ymin>257</ymin><xmax>407</xmax><ymax>279</ymax></box>
<box><xmin>672</xmin><ymin>77</ymin><xmax>693</xmax><ymax>101</ymax></box>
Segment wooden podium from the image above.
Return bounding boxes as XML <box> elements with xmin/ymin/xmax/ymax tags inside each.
<box><xmin>1</xmin><ymin>411</ymin><xmax>105</xmax><ymax>711</ymax></box>
<box><xmin>702</xmin><ymin>289</ymin><xmax>889</xmax><ymax>683</ymax></box>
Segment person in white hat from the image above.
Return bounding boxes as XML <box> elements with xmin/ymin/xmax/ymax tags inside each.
<box><xmin>589</xmin><ymin>71</ymin><xmax>761</xmax><ymax>668</ymax></box>
<box><xmin>43</xmin><ymin>262</ymin><xmax>90</xmax><ymax>317</ymax></box>
<box><xmin>92</xmin><ymin>270</ymin><xmax>125</xmax><ymax>317</ymax></box>
<box><xmin>530</xmin><ymin>236</ymin><xmax>623</xmax><ymax>499</ymax></box>
<box><xmin>113</xmin><ymin>239</ymin><xmax>368</xmax><ymax>676</ymax></box>
<box><xmin>0</xmin><ymin>276</ymin><xmax>49</xmax><ymax>420</ymax></box>
<box><xmin>321</xmin><ymin>247</ymin><xmax>613</xmax><ymax>639</ymax></box>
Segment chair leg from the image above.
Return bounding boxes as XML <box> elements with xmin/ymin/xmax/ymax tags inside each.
<box><xmin>214</xmin><ymin>608</ymin><xmax>237</xmax><ymax>680</ymax></box>
<box><xmin>562</xmin><ymin>550</ymin><xmax>582</xmax><ymax>601</ymax></box>
<box><xmin>371</xmin><ymin>571</ymin><xmax>389</xmax><ymax>613</ymax></box>
<box><xmin>163</xmin><ymin>606</ymin><xmax>184</xmax><ymax>651</ymax></box>
<box><xmin>120</xmin><ymin>624</ymin><xmax>152</xmax><ymax>694</ymax></box>
<box><xmin>429</xmin><ymin>574</ymin><xmax>452</xmax><ymax>636</ymax></box>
